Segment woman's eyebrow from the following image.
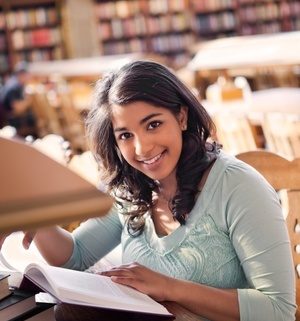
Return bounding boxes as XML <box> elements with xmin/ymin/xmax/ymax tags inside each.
<box><xmin>114</xmin><ymin>113</ymin><xmax>163</xmax><ymax>132</ymax></box>
<box><xmin>140</xmin><ymin>113</ymin><xmax>162</xmax><ymax>124</ymax></box>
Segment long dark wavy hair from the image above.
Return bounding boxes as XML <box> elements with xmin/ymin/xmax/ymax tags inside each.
<box><xmin>86</xmin><ymin>60</ymin><xmax>220</xmax><ymax>235</ymax></box>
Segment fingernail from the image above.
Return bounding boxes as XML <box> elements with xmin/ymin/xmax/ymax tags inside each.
<box><xmin>24</xmin><ymin>240</ymin><xmax>32</xmax><ymax>249</ymax></box>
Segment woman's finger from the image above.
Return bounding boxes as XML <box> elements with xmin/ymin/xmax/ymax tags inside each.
<box><xmin>110</xmin><ymin>276</ymin><xmax>137</xmax><ymax>288</ymax></box>
<box><xmin>99</xmin><ymin>268</ymin><xmax>132</xmax><ymax>277</ymax></box>
<box><xmin>22</xmin><ymin>231</ymin><xmax>36</xmax><ymax>249</ymax></box>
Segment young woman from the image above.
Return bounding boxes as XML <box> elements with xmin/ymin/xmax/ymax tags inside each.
<box><xmin>1</xmin><ymin>61</ymin><xmax>296</xmax><ymax>321</ymax></box>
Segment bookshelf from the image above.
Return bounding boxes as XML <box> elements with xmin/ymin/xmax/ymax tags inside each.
<box><xmin>236</xmin><ymin>0</ymin><xmax>300</xmax><ymax>35</ymax></box>
<box><xmin>191</xmin><ymin>0</ymin><xmax>300</xmax><ymax>40</ymax></box>
<box><xmin>92</xmin><ymin>0</ymin><xmax>300</xmax><ymax>68</ymax></box>
<box><xmin>0</xmin><ymin>0</ymin><xmax>65</xmax><ymax>79</ymax></box>
<box><xmin>190</xmin><ymin>0</ymin><xmax>238</xmax><ymax>39</ymax></box>
<box><xmin>0</xmin><ymin>4</ymin><xmax>8</xmax><ymax>76</ymax></box>
<box><xmin>94</xmin><ymin>0</ymin><xmax>195</xmax><ymax>67</ymax></box>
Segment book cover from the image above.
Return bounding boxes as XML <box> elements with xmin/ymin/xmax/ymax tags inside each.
<box><xmin>0</xmin><ymin>273</ymin><xmax>11</xmax><ymax>301</ymax></box>
<box><xmin>23</xmin><ymin>263</ymin><xmax>174</xmax><ymax>320</ymax></box>
<box><xmin>0</xmin><ymin>137</ymin><xmax>113</xmax><ymax>234</ymax></box>
<box><xmin>0</xmin><ymin>288</ymin><xmax>51</xmax><ymax>321</ymax></box>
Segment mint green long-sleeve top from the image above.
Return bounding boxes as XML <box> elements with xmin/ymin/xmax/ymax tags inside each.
<box><xmin>63</xmin><ymin>151</ymin><xmax>296</xmax><ymax>321</ymax></box>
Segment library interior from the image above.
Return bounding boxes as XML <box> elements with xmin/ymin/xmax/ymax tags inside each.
<box><xmin>0</xmin><ymin>0</ymin><xmax>300</xmax><ymax>321</ymax></box>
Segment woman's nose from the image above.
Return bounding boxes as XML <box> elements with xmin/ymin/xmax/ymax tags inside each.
<box><xmin>134</xmin><ymin>135</ymin><xmax>153</xmax><ymax>156</ymax></box>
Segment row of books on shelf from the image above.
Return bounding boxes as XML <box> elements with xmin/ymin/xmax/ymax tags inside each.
<box><xmin>95</xmin><ymin>0</ymin><xmax>141</xmax><ymax>20</ymax></box>
<box><xmin>0</xmin><ymin>13</ymin><xmax>4</xmax><ymax>30</ymax></box>
<box><xmin>151</xmin><ymin>33</ymin><xmax>194</xmax><ymax>53</ymax></box>
<box><xmin>102</xmin><ymin>33</ymin><xmax>193</xmax><ymax>55</ymax></box>
<box><xmin>243</xmin><ymin>18</ymin><xmax>300</xmax><ymax>35</ymax></box>
<box><xmin>14</xmin><ymin>47</ymin><xmax>63</xmax><ymax>63</ymax></box>
<box><xmin>95</xmin><ymin>0</ymin><xmax>187</xmax><ymax>20</ymax></box>
<box><xmin>238</xmin><ymin>0</ymin><xmax>283</xmax><ymax>5</ymax></box>
<box><xmin>99</xmin><ymin>17</ymin><xmax>147</xmax><ymax>40</ymax></box>
<box><xmin>0</xmin><ymin>54</ymin><xmax>8</xmax><ymax>73</ymax></box>
<box><xmin>11</xmin><ymin>28</ymin><xmax>60</xmax><ymax>50</ymax></box>
<box><xmin>148</xmin><ymin>13</ymin><xmax>192</xmax><ymax>33</ymax></box>
<box><xmin>148</xmin><ymin>0</ymin><xmax>186</xmax><ymax>14</ymax></box>
<box><xmin>102</xmin><ymin>39</ymin><xmax>147</xmax><ymax>55</ymax></box>
<box><xmin>0</xmin><ymin>34</ymin><xmax>6</xmax><ymax>51</ymax></box>
<box><xmin>239</xmin><ymin>2</ymin><xmax>300</xmax><ymax>22</ymax></box>
<box><xmin>99</xmin><ymin>13</ymin><xmax>192</xmax><ymax>41</ymax></box>
<box><xmin>6</xmin><ymin>7</ymin><xmax>58</xmax><ymax>30</ymax></box>
<box><xmin>191</xmin><ymin>0</ymin><xmax>234</xmax><ymax>13</ymax></box>
<box><xmin>195</xmin><ymin>12</ymin><xmax>236</xmax><ymax>33</ymax></box>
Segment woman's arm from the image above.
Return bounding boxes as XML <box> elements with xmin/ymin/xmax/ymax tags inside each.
<box><xmin>33</xmin><ymin>226</ymin><xmax>74</xmax><ymax>266</ymax></box>
<box><xmin>34</xmin><ymin>206</ymin><xmax>123</xmax><ymax>269</ymax></box>
<box><xmin>0</xmin><ymin>227</ymin><xmax>74</xmax><ymax>267</ymax></box>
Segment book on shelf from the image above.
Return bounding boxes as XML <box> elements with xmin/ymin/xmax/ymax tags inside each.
<box><xmin>0</xmin><ymin>281</ymin><xmax>54</xmax><ymax>321</ymax></box>
<box><xmin>22</xmin><ymin>262</ymin><xmax>174</xmax><ymax>320</ymax></box>
<box><xmin>0</xmin><ymin>288</ymin><xmax>36</xmax><ymax>321</ymax></box>
<box><xmin>0</xmin><ymin>136</ymin><xmax>113</xmax><ymax>234</ymax></box>
<box><xmin>0</xmin><ymin>273</ymin><xmax>11</xmax><ymax>301</ymax></box>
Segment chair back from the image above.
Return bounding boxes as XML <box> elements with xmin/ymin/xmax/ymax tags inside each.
<box><xmin>236</xmin><ymin>150</ymin><xmax>300</xmax><ymax>320</ymax></box>
<box><xmin>214</xmin><ymin>112</ymin><xmax>257</xmax><ymax>154</ymax></box>
<box><xmin>58</xmin><ymin>90</ymin><xmax>87</xmax><ymax>152</ymax></box>
<box><xmin>263</xmin><ymin>113</ymin><xmax>300</xmax><ymax>159</ymax></box>
<box><xmin>30</xmin><ymin>88</ymin><xmax>62</xmax><ymax>136</ymax></box>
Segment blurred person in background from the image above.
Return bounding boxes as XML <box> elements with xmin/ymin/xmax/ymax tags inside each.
<box><xmin>0</xmin><ymin>61</ymin><xmax>36</xmax><ymax>137</ymax></box>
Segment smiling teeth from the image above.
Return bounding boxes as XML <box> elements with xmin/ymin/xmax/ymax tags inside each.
<box><xmin>143</xmin><ymin>153</ymin><xmax>162</xmax><ymax>165</ymax></box>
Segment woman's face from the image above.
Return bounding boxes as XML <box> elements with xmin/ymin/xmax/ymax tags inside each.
<box><xmin>111</xmin><ymin>101</ymin><xmax>187</xmax><ymax>184</ymax></box>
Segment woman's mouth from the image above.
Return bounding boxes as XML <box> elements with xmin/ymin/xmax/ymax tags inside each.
<box><xmin>142</xmin><ymin>153</ymin><xmax>163</xmax><ymax>165</ymax></box>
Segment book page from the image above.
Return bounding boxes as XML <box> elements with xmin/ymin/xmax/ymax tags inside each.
<box><xmin>0</xmin><ymin>232</ymin><xmax>47</xmax><ymax>272</ymax></box>
<box><xmin>25</xmin><ymin>263</ymin><xmax>172</xmax><ymax>316</ymax></box>
<box><xmin>0</xmin><ymin>232</ymin><xmax>47</xmax><ymax>287</ymax></box>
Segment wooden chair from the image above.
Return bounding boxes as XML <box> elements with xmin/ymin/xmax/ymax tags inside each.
<box><xmin>213</xmin><ymin>112</ymin><xmax>257</xmax><ymax>154</ymax></box>
<box><xmin>57</xmin><ymin>90</ymin><xmax>87</xmax><ymax>152</ymax></box>
<box><xmin>236</xmin><ymin>150</ymin><xmax>300</xmax><ymax>320</ymax></box>
<box><xmin>262</xmin><ymin>113</ymin><xmax>300</xmax><ymax>159</ymax></box>
<box><xmin>30</xmin><ymin>87</ymin><xmax>63</xmax><ymax>137</ymax></box>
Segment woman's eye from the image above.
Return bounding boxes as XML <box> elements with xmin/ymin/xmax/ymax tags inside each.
<box><xmin>119</xmin><ymin>132</ymin><xmax>132</xmax><ymax>140</ymax></box>
<box><xmin>148</xmin><ymin>121</ymin><xmax>161</xmax><ymax>130</ymax></box>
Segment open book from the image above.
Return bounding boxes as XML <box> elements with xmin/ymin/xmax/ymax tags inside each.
<box><xmin>0</xmin><ymin>136</ymin><xmax>113</xmax><ymax>234</ymax></box>
<box><xmin>23</xmin><ymin>263</ymin><xmax>174</xmax><ymax>319</ymax></box>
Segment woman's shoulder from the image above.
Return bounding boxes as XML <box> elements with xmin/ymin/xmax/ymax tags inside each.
<box><xmin>203</xmin><ymin>150</ymin><xmax>274</xmax><ymax>200</ymax></box>
<box><xmin>214</xmin><ymin>150</ymin><xmax>267</xmax><ymax>182</ymax></box>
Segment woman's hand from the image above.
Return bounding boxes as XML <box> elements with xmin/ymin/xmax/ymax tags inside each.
<box><xmin>100</xmin><ymin>262</ymin><xmax>174</xmax><ymax>302</ymax></box>
<box><xmin>0</xmin><ymin>231</ymin><xmax>36</xmax><ymax>250</ymax></box>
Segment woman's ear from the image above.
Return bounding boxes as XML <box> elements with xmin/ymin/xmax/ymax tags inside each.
<box><xmin>178</xmin><ymin>106</ymin><xmax>188</xmax><ymax>131</ymax></box>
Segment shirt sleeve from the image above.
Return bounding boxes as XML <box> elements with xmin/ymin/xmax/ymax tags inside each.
<box><xmin>62</xmin><ymin>204</ymin><xmax>123</xmax><ymax>271</ymax></box>
<box><xmin>223</xmin><ymin>162</ymin><xmax>296</xmax><ymax>321</ymax></box>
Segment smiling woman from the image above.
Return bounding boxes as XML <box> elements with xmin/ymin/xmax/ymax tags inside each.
<box><xmin>56</xmin><ymin>60</ymin><xmax>294</xmax><ymax>321</ymax></box>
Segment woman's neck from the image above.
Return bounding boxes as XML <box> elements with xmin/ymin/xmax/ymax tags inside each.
<box><xmin>156</xmin><ymin>171</ymin><xmax>178</xmax><ymax>202</ymax></box>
